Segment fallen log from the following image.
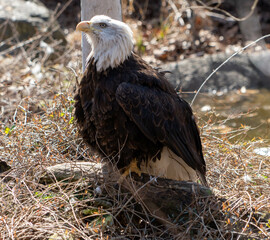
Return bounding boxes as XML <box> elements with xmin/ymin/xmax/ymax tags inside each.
<box><xmin>108</xmin><ymin>172</ymin><xmax>216</xmax><ymax>236</ymax></box>
<box><xmin>40</xmin><ymin>162</ymin><xmax>221</xmax><ymax>237</ymax></box>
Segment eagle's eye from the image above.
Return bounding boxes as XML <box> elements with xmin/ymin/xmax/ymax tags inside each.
<box><xmin>99</xmin><ymin>23</ymin><xmax>107</xmax><ymax>28</ymax></box>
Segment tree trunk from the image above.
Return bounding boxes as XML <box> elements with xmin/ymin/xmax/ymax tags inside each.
<box><xmin>235</xmin><ymin>0</ymin><xmax>270</xmax><ymax>77</ymax></box>
<box><xmin>80</xmin><ymin>0</ymin><xmax>122</xmax><ymax>71</ymax></box>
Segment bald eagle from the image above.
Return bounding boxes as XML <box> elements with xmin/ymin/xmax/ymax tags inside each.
<box><xmin>75</xmin><ymin>15</ymin><xmax>207</xmax><ymax>186</ymax></box>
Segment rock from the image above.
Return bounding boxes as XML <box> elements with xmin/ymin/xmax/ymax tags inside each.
<box><xmin>48</xmin><ymin>233</ymin><xmax>74</xmax><ymax>240</ymax></box>
<box><xmin>0</xmin><ymin>0</ymin><xmax>66</xmax><ymax>52</ymax></box>
<box><xmin>253</xmin><ymin>147</ymin><xmax>270</xmax><ymax>157</ymax></box>
<box><xmin>249</xmin><ymin>51</ymin><xmax>270</xmax><ymax>77</ymax></box>
<box><xmin>200</xmin><ymin>105</ymin><xmax>212</xmax><ymax>112</ymax></box>
<box><xmin>164</xmin><ymin>51</ymin><xmax>270</xmax><ymax>92</ymax></box>
<box><xmin>39</xmin><ymin>162</ymin><xmax>103</xmax><ymax>184</ymax></box>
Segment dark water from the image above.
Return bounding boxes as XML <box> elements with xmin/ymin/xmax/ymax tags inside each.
<box><xmin>183</xmin><ymin>89</ymin><xmax>270</xmax><ymax>141</ymax></box>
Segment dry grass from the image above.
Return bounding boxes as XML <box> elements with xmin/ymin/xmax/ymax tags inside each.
<box><xmin>1</xmin><ymin>88</ymin><xmax>269</xmax><ymax>239</ymax></box>
<box><xmin>1</xmin><ymin>1</ymin><xmax>270</xmax><ymax>239</ymax></box>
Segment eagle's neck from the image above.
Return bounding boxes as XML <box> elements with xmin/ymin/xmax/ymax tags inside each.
<box><xmin>87</xmin><ymin>34</ymin><xmax>133</xmax><ymax>72</ymax></box>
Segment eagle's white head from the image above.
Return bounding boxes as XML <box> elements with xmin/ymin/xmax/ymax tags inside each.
<box><xmin>76</xmin><ymin>15</ymin><xmax>134</xmax><ymax>72</ymax></box>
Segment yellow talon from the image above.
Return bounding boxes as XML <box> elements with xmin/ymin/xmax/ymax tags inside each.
<box><xmin>126</xmin><ymin>159</ymin><xmax>142</xmax><ymax>176</ymax></box>
<box><xmin>118</xmin><ymin>159</ymin><xmax>142</xmax><ymax>183</ymax></box>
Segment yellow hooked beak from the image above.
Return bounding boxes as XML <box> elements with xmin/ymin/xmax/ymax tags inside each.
<box><xmin>76</xmin><ymin>21</ymin><xmax>92</xmax><ymax>32</ymax></box>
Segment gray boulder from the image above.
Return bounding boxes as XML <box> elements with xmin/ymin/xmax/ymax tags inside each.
<box><xmin>0</xmin><ymin>0</ymin><xmax>66</xmax><ymax>52</ymax></box>
<box><xmin>164</xmin><ymin>51</ymin><xmax>270</xmax><ymax>92</ymax></box>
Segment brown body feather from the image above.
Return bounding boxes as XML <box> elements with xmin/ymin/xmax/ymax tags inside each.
<box><xmin>75</xmin><ymin>53</ymin><xmax>207</xmax><ymax>185</ymax></box>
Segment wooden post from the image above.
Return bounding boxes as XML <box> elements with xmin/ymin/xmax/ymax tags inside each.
<box><xmin>80</xmin><ymin>0</ymin><xmax>122</xmax><ymax>71</ymax></box>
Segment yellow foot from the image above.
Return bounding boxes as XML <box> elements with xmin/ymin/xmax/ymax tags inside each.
<box><xmin>118</xmin><ymin>159</ymin><xmax>142</xmax><ymax>184</ymax></box>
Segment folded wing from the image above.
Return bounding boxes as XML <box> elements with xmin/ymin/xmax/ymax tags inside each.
<box><xmin>116</xmin><ymin>82</ymin><xmax>207</xmax><ymax>184</ymax></box>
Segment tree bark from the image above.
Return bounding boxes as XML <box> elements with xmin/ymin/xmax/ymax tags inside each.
<box><xmin>80</xmin><ymin>0</ymin><xmax>122</xmax><ymax>71</ymax></box>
